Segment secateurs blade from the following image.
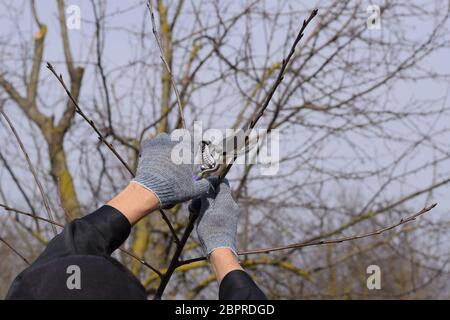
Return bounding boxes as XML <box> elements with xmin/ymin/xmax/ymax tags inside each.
<box><xmin>195</xmin><ymin>131</ymin><xmax>262</xmax><ymax>180</ymax></box>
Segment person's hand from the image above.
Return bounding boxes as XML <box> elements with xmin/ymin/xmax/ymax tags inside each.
<box><xmin>132</xmin><ymin>133</ymin><xmax>211</xmax><ymax>209</ymax></box>
<box><xmin>194</xmin><ymin>178</ymin><xmax>240</xmax><ymax>257</ymax></box>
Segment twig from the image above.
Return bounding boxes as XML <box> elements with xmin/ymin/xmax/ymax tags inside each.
<box><xmin>159</xmin><ymin>208</ymin><xmax>181</xmax><ymax>246</ymax></box>
<box><xmin>0</xmin><ymin>203</ymin><xmax>63</xmax><ymax>227</ymax></box>
<box><xmin>151</xmin><ymin>8</ymin><xmax>319</xmax><ymax>299</ymax></box>
<box><xmin>238</xmin><ymin>203</ymin><xmax>437</xmax><ymax>254</ymax></box>
<box><xmin>46</xmin><ymin>62</ymin><xmax>134</xmax><ymax>176</ymax></box>
<box><xmin>0</xmin><ymin>236</ymin><xmax>30</xmax><ymax>265</ymax></box>
<box><xmin>248</xmin><ymin>9</ymin><xmax>318</xmax><ymax>131</ymax></box>
<box><xmin>119</xmin><ymin>247</ymin><xmax>163</xmax><ymax>278</ymax></box>
<box><xmin>220</xmin><ymin>8</ymin><xmax>318</xmax><ymax>178</ymax></box>
<box><xmin>153</xmin><ymin>205</ymin><xmax>199</xmax><ymax>299</ymax></box>
<box><xmin>147</xmin><ymin>0</ymin><xmax>186</xmax><ymax>129</ymax></box>
<box><xmin>0</xmin><ymin>150</ymin><xmax>40</xmax><ymax>229</ymax></box>
<box><xmin>0</xmin><ymin>108</ymin><xmax>57</xmax><ymax>236</ymax></box>
<box><xmin>178</xmin><ymin>203</ymin><xmax>437</xmax><ymax>265</ymax></box>
<box><xmin>91</xmin><ymin>0</ymin><xmax>113</xmax><ymax>132</ymax></box>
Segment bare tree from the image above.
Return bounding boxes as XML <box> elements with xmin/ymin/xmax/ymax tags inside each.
<box><xmin>0</xmin><ymin>0</ymin><xmax>449</xmax><ymax>299</ymax></box>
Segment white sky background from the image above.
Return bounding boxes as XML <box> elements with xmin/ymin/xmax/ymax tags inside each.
<box><xmin>0</xmin><ymin>0</ymin><xmax>449</xmax><ymax>266</ymax></box>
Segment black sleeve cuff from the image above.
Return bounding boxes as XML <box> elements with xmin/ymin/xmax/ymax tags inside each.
<box><xmin>219</xmin><ymin>270</ymin><xmax>267</xmax><ymax>300</ymax></box>
<box><xmin>82</xmin><ymin>205</ymin><xmax>131</xmax><ymax>254</ymax></box>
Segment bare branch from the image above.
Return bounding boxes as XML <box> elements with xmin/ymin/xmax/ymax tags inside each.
<box><xmin>153</xmin><ymin>204</ymin><xmax>199</xmax><ymax>299</ymax></box>
<box><xmin>178</xmin><ymin>203</ymin><xmax>437</xmax><ymax>265</ymax></box>
<box><xmin>0</xmin><ymin>236</ymin><xmax>30</xmax><ymax>265</ymax></box>
<box><xmin>147</xmin><ymin>0</ymin><xmax>186</xmax><ymax>129</ymax></box>
<box><xmin>158</xmin><ymin>208</ymin><xmax>181</xmax><ymax>246</ymax></box>
<box><xmin>91</xmin><ymin>0</ymin><xmax>113</xmax><ymax>131</ymax></box>
<box><xmin>118</xmin><ymin>248</ymin><xmax>163</xmax><ymax>278</ymax></box>
<box><xmin>46</xmin><ymin>62</ymin><xmax>134</xmax><ymax>176</ymax></box>
<box><xmin>219</xmin><ymin>8</ymin><xmax>318</xmax><ymax>178</ymax></box>
<box><xmin>0</xmin><ymin>108</ymin><xmax>57</xmax><ymax>235</ymax></box>
<box><xmin>0</xmin><ymin>203</ymin><xmax>63</xmax><ymax>227</ymax></box>
<box><xmin>238</xmin><ymin>203</ymin><xmax>437</xmax><ymax>255</ymax></box>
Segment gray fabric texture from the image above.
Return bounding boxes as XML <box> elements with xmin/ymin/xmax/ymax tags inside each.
<box><xmin>195</xmin><ymin>178</ymin><xmax>240</xmax><ymax>256</ymax></box>
<box><xmin>132</xmin><ymin>133</ymin><xmax>211</xmax><ymax>209</ymax></box>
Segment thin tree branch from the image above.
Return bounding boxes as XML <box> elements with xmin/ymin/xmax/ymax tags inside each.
<box><xmin>147</xmin><ymin>0</ymin><xmax>186</xmax><ymax>129</ymax></box>
<box><xmin>119</xmin><ymin>248</ymin><xmax>163</xmax><ymax>278</ymax></box>
<box><xmin>0</xmin><ymin>236</ymin><xmax>30</xmax><ymax>265</ymax></box>
<box><xmin>0</xmin><ymin>151</ymin><xmax>39</xmax><ymax>227</ymax></box>
<box><xmin>0</xmin><ymin>108</ymin><xmax>57</xmax><ymax>235</ymax></box>
<box><xmin>153</xmin><ymin>204</ymin><xmax>199</xmax><ymax>299</ymax></box>
<box><xmin>178</xmin><ymin>203</ymin><xmax>437</xmax><ymax>265</ymax></box>
<box><xmin>238</xmin><ymin>203</ymin><xmax>437</xmax><ymax>255</ymax></box>
<box><xmin>46</xmin><ymin>62</ymin><xmax>134</xmax><ymax>176</ymax></box>
<box><xmin>91</xmin><ymin>0</ymin><xmax>113</xmax><ymax>132</ymax></box>
<box><xmin>159</xmin><ymin>208</ymin><xmax>181</xmax><ymax>246</ymax></box>
<box><xmin>219</xmin><ymin>8</ymin><xmax>318</xmax><ymax>178</ymax></box>
<box><xmin>0</xmin><ymin>203</ymin><xmax>63</xmax><ymax>227</ymax></box>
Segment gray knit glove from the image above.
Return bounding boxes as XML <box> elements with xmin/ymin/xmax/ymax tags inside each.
<box><xmin>132</xmin><ymin>133</ymin><xmax>211</xmax><ymax>209</ymax></box>
<box><xmin>194</xmin><ymin>178</ymin><xmax>240</xmax><ymax>257</ymax></box>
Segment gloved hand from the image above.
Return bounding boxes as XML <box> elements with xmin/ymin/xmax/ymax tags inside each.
<box><xmin>194</xmin><ymin>178</ymin><xmax>241</xmax><ymax>257</ymax></box>
<box><xmin>132</xmin><ymin>133</ymin><xmax>211</xmax><ymax>209</ymax></box>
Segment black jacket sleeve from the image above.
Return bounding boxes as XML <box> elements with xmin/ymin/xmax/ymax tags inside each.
<box><xmin>5</xmin><ymin>205</ymin><xmax>147</xmax><ymax>300</ymax></box>
<box><xmin>38</xmin><ymin>205</ymin><xmax>130</xmax><ymax>261</ymax></box>
<box><xmin>219</xmin><ymin>270</ymin><xmax>267</xmax><ymax>300</ymax></box>
<box><xmin>6</xmin><ymin>204</ymin><xmax>266</xmax><ymax>300</ymax></box>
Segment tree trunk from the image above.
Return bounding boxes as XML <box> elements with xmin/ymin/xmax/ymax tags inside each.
<box><xmin>47</xmin><ymin>133</ymin><xmax>81</xmax><ymax>219</ymax></box>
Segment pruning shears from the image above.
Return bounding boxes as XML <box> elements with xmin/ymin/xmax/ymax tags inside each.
<box><xmin>194</xmin><ymin>130</ymin><xmax>260</xmax><ymax>180</ymax></box>
<box><xmin>194</xmin><ymin>140</ymin><xmax>221</xmax><ymax>180</ymax></box>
